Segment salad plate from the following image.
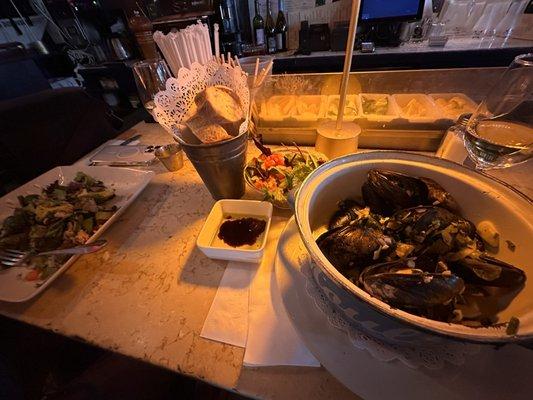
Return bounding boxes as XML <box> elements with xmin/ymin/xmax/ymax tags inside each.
<box><xmin>0</xmin><ymin>166</ymin><xmax>154</xmax><ymax>302</ymax></box>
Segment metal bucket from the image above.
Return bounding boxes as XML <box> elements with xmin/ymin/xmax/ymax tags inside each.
<box><xmin>180</xmin><ymin>133</ymin><xmax>248</xmax><ymax>200</ymax></box>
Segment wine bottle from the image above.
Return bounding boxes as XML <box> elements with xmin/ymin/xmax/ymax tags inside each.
<box><xmin>253</xmin><ymin>0</ymin><xmax>265</xmax><ymax>46</ymax></box>
<box><xmin>265</xmin><ymin>0</ymin><xmax>277</xmax><ymax>54</ymax></box>
<box><xmin>275</xmin><ymin>0</ymin><xmax>287</xmax><ymax>52</ymax></box>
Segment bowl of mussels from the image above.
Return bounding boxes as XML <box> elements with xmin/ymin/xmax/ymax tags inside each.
<box><xmin>294</xmin><ymin>151</ymin><xmax>533</xmax><ymax>343</ymax></box>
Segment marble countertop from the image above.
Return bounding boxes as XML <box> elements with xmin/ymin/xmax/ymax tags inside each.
<box><xmin>0</xmin><ymin>122</ymin><xmax>361</xmax><ymax>400</ymax></box>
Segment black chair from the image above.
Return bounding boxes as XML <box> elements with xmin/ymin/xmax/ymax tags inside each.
<box><xmin>0</xmin><ymin>88</ymin><xmax>118</xmax><ymax>194</ymax></box>
<box><xmin>0</xmin><ymin>42</ymin><xmax>51</xmax><ymax>101</ymax></box>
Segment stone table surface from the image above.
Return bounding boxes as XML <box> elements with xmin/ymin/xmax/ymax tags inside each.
<box><xmin>0</xmin><ymin>122</ymin><xmax>361</xmax><ymax>400</ymax></box>
<box><xmin>1</xmin><ymin>122</ymin><xmax>531</xmax><ymax>400</ymax></box>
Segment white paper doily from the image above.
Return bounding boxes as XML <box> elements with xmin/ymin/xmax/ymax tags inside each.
<box><xmin>296</xmin><ymin>248</ymin><xmax>481</xmax><ymax>370</ymax></box>
<box><xmin>153</xmin><ymin>60</ymin><xmax>250</xmax><ymax>139</ymax></box>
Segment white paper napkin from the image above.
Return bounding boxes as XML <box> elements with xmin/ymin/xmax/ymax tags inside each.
<box><xmin>75</xmin><ymin>139</ymin><xmax>141</xmax><ymax>166</ymax></box>
<box><xmin>200</xmin><ymin>261</ymin><xmax>252</xmax><ymax>348</ymax></box>
<box><xmin>243</xmin><ymin>217</ymin><xmax>319</xmax><ymax>367</ymax></box>
<box><xmin>435</xmin><ymin>131</ymin><xmax>468</xmax><ymax>164</ymax></box>
<box><xmin>200</xmin><ymin>217</ymin><xmax>320</xmax><ymax>367</ymax></box>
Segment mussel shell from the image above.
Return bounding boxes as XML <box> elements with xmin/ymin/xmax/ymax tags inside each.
<box><xmin>363</xmin><ymin>170</ymin><xmax>429</xmax><ymax>215</ymax></box>
<box><xmin>362</xmin><ymin>181</ymin><xmax>395</xmax><ymax>216</ymax></box>
<box><xmin>419</xmin><ymin>177</ymin><xmax>459</xmax><ymax>212</ymax></box>
<box><xmin>450</xmin><ymin>253</ymin><xmax>526</xmax><ymax>288</ymax></box>
<box><xmin>389</xmin><ymin>206</ymin><xmax>477</xmax><ymax>248</ymax></box>
<box><xmin>360</xmin><ymin>260</ymin><xmax>465</xmax><ymax>308</ymax></box>
<box><xmin>328</xmin><ymin>199</ymin><xmax>364</xmax><ymax>230</ymax></box>
<box><xmin>317</xmin><ymin>225</ymin><xmax>394</xmax><ymax>273</ymax></box>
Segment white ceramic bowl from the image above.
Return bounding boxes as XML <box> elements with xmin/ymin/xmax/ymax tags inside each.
<box><xmin>197</xmin><ymin>200</ymin><xmax>272</xmax><ymax>263</ymax></box>
<box><xmin>294</xmin><ymin>151</ymin><xmax>533</xmax><ymax>344</ymax></box>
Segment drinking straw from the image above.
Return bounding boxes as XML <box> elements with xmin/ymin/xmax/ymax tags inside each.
<box><xmin>336</xmin><ymin>0</ymin><xmax>361</xmax><ymax>129</ymax></box>
<box><xmin>252</xmin><ymin>58</ymin><xmax>260</xmax><ymax>87</ymax></box>
<box><xmin>177</xmin><ymin>32</ymin><xmax>192</xmax><ymax>68</ymax></box>
<box><xmin>192</xmin><ymin>34</ymin><xmax>203</xmax><ymax>64</ymax></box>
<box><xmin>169</xmin><ymin>32</ymin><xmax>184</xmax><ymax>71</ymax></box>
<box><xmin>256</xmin><ymin>60</ymin><xmax>273</xmax><ymax>87</ymax></box>
<box><xmin>199</xmin><ymin>23</ymin><xmax>211</xmax><ymax>62</ymax></box>
<box><xmin>214</xmin><ymin>23</ymin><xmax>220</xmax><ymax>58</ymax></box>
<box><xmin>201</xmin><ymin>23</ymin><xmax>213</xmax><ymax>59</ymax></box>
<box><xmin>186</xmin><ymin>31</ymin><xmax>201</xmax><ymax>64</ymax></box>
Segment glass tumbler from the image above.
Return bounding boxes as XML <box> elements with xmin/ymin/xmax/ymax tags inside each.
<box><xmin>132</xmin><ymin>58</ymin><xmax>171</xmax><ymax>116</ymax></box>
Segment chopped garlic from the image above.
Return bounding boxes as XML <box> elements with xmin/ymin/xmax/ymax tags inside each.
<box><xmin>476</xmin><ymin>220</ymin><xmax>500</xmax><ymax>248</ymax></box>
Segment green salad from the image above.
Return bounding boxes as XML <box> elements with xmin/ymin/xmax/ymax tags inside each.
<box><xmin>245</xmin><ymin>148</ymin><xmax>326</xmax><ymax>206</ymax></box>
<box><xmin>0</xmin><ymin>172</ymin><xmax>116</xmax><ymax>281</ymax></box>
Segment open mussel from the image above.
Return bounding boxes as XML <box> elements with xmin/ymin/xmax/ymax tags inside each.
<box><xmin>448</xmin><ymin>251</ymin><xmax>526</xmax><ymax>288</ymax></box>
<box><xmin>328</xmin><ymin>199</ymin><xmax>365</xmax><ymax>230</ymax></box>
<box><xmin>362</xmin><ymin>169</ymin><xmax>458</xmax><ymax>216</ymax></box>
<box><xmin>388</xmin><ymin>206</ymin><xmax>478</xmax><ymax>249</ymax></box>
<box><xmin>359</xmin><ymin>259</ymin><xmax>465</xmax><ymax>321</ymax></box>
<box><xmin>317</xmin><ymin>224</ymin><xmax>394</xmax><ymax>279</ymax></box>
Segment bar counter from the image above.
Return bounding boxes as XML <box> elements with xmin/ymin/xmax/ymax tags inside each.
<box><xmin>0</xmin><ymin>122</ymin><xmax>360</xmax><ymax>400</ymax></box>
<box><xmin>273</xmin><ymin>38</ymin><xmax>533</xmax><ymax>73</ymax></box>
<box><xmin>1</xmin><ymin>122</ymin><xmax>531</xmax><ymax>400</ymax></box>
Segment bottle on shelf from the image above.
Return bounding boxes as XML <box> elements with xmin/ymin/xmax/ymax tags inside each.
<box><xmin>265</xmin><ymin>0</ymin><xmax>277</xmax><ymax>54</ymax></box>
<box><xmin>253</xmin><ymin>0</ymin><xmax>265</xmax><ymax>46</ymax></box>
<box><xmin>275</xmin><ymin>0</ymin><xmax>287</xmax><ymax>52</ymax></box>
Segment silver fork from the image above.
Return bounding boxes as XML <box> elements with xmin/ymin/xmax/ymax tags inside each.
<box><xmin>0</xmin><ymin>239</ymin><xmax>108</xmax><ymax>268</ymax></box>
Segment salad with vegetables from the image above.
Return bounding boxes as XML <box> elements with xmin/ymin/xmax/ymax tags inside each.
<box><xmin>0</xmin><ymin>172</ymin><xmax>116</xmax><ymax>282</ymax></box>
<box><xmin>245</xmin><ymin>147</ymin><xmax>327</xmax><ymax>207</ymax></box>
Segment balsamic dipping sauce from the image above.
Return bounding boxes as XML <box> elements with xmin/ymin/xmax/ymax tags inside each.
<box><xmin>218</xmin><ymin>216</ymin><xmax>266</xmax><ymax>247</ymax></box>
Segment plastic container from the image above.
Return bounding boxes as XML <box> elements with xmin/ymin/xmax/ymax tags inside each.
<box><xmin>392</xmin><ymin>93</ymin><xmax>440</xmax><ymax>123</ymax></box>
<box><xmin>429</xmin><ymin>93</ymin><xmax>478</xmax><ymax>120</ymax></box>
<box><xmin>259</xmin><ymin>95</ymin><xmax>326</xmax><ymax>126</ymax></box>
<box><xmin>358</xmin><ymin>93</ymin><xmax>399</xmax><ymax>122</ymax></box>
<box><xmin>260</xmin><ymin>95</ymin><xmax>297</xmax><ymax>122</ymax></box>
<box><xmin>324</xmin><ymin>95</ymin><xmax>360</xmax><ymax>122</ymax></box>
<box><xmin>293</xmin><ymin>95</ymin><xmax>327</xmax><ymax>122</ymax></box>
<box><xmin>238</xmin><ymin>56</ymin><xmax>274</xmax><ymax>76</ymax></box>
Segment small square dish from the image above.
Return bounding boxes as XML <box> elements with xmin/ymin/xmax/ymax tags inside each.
<box><xmin>197</xmin><ymin>200</ymin><xmax>273</xmax><ymax>263</ymax></box>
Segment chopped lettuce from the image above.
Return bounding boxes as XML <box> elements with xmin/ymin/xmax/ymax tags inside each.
<box><xmin>0</xmin><ymin>172</ymin><xmax>117</xmax><ymax>282</ymax></box>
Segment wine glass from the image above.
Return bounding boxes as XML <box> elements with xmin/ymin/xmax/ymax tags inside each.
<box><xmin>463</xmin><ymin>53</ymin><xmax>533</xmax><ymax>170</ymax></box>
<box><xmin>132</xmin><ymin>58</ymin><xmax>171</xmax><ymax>116</ymax></box>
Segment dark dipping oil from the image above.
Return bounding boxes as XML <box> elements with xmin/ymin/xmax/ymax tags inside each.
<box><xmin>218</xmin><ymin>217</ymin><xmax>266</xmax><ymax>247</ymax></box>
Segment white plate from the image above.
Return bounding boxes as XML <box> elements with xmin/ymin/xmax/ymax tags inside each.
<box><xmin>276</xmin><ymin>218</ymin><xmax>533</xmax><ymax>400</ymax></box>
<box><xmin>0</xmin><ymin>166</ymin><xmax>154</xmax><ymax>302</ymax></box>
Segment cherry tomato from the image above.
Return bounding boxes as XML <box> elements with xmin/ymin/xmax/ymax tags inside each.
<box><xmin>25</xmin><ymin>269</ymin><xmax>40</xmax><ymax>281</ymax></box>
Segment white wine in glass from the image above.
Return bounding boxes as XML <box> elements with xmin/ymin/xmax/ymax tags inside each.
<box><xmin>464</xmin><ymin>53</ymin><xmax>533</xmax><ymax>170</ymax></box>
